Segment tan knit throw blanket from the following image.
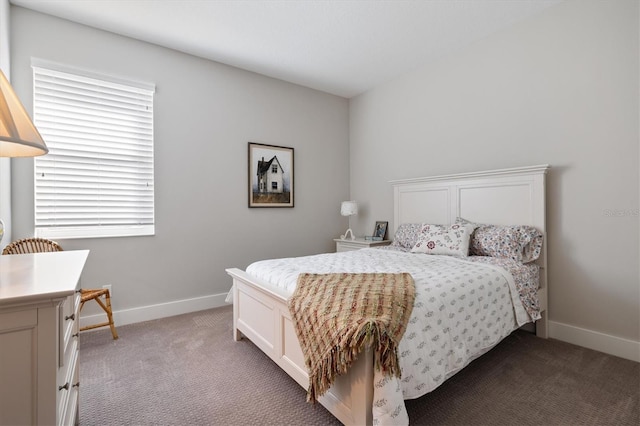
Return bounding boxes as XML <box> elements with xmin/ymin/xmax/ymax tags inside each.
<box><xmin>288</xmin><ymin>272</ymin><xmax>416</xmax><ymax>403</ymax></box>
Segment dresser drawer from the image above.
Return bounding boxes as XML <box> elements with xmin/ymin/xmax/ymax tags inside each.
<box><xmin>57</xmin><ymin>338</ymin><xmax>79</xmax><ymax>426</ymax></box>
<box><xmin>59</xmin><ymin>292</ymin><xmax>80</xmax><ymax>368</ymax></box>
<box><xmin>58</xmin><ymin>337</ymin><xmax>78</xmax><ymax>393</ymax></box>
<box><xmin>62</xmin><ymin>364</ymin><xmax>79</xmax><ymax>426</ymax></box>
<box><xmin>58</xmin><ymin>291</ymin><xmax>80</xmax><ymax>426</ymax></box>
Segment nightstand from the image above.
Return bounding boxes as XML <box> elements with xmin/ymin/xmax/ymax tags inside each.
<box><xmin>334</xmin><ymin>238</ymin><xmax>392</xmax><ymax>252</ymax></box>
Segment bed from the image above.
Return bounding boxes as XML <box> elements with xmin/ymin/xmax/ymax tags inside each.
<box><xmin>226</xmin><ymin>164</ymin><xmax>549</xmax><ymax>425</ymax></box>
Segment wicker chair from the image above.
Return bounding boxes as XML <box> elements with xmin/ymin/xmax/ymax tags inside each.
<box><xmin>1</xmin><ymin>237</ymin><xmax>118</xmax><ymax>339</ymax></box>
<box><xmin>2</xmin><ymin>237</ymin><xmax>62</xmax><ymax>254</ymax></box>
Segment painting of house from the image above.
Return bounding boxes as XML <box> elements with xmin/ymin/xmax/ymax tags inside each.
<box><xmin>249</xmin><ymin>142</ymin><xmax>294</xmax><ymax>207</ymax></box>
<box><xmin>257</xmin><ymin>156</ymin><xmax>284</xmax><ymax>194</ymax></box>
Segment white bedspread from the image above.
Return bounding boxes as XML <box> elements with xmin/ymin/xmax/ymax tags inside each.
<box><xmin>245</xmin><ymin>248</ymin><xmax>531</xmax><ymax>425</ymax></box>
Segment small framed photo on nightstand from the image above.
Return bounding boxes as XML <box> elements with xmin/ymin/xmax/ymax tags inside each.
<box><xmin>372</xmin><ymin>221</ymin><xmax>388</xmax><ymax>240</ymax></box>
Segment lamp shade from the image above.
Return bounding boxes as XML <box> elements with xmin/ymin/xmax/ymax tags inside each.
<box><xmin>0</xmin><ymin>70</ymin><xmax>48</xmax><ymax>157</ymax></box>
<box><xmin>340</xmin><ymin>201</ymin><xmax>358</xmax><ymax>216</ymax></box>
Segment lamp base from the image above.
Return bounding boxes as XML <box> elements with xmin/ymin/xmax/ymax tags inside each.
<box><xmin>340</xmin><ymin>228</ymin><xmax>355</xmax><ymax>241</ymax></box>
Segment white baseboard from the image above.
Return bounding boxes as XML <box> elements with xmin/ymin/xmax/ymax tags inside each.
<box><xmin>549</xmin><ymin>320</ymin><xmax>640</xmax><ymax>362</ymax></box>
<box><xmin>79</xmin><ymin>292</ymin><xmax>231</xmax><ymax>329</ymax></box>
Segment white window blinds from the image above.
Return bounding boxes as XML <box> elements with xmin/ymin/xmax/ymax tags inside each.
<box><xmin>33</xmin><ymin>63</ymin><xmax>155</xmax><ymax>239</ymax></box>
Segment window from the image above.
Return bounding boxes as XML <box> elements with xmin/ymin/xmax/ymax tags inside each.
<box><xmin>271</xmin><ymin>165</ymin><xmax>278</xmax><ymax>173</ymax></box>
<box><xmin>272</xmin><ymin>182</ymin><xmax>278</xmax><ymax>190</ymax></box>
<box><xmin>32</xmin><ymin>60</ymin><xmax>155</xmax><ymax>239</ymax></box>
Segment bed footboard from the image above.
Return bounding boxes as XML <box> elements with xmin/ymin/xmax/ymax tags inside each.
<box><xmin>226</xmin><ymin>268</ymin><xmax>374</xmax><ymax>426</ymax></box>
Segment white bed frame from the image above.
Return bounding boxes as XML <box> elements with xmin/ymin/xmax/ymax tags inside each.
<box><xmin>226</xmin><ymin>164</ymin><xmax>549</xmax><ymax>426</ymax></box>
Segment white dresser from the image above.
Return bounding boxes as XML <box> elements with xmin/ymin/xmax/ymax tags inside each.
<box><xmin>0</xmin><ymin>250</ymin><xmax>89</xmax><ymax>426</ymax></box>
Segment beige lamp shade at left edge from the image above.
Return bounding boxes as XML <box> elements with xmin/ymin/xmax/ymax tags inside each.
<box><xmin>0</xmin><ymin>70</ymin><xmax>48</xmax><ymax>157</ymax></box>
<box><xmin>0</xmin><ymin>69</ymin><xmax>49</xmax><ymax>244</ymax></box>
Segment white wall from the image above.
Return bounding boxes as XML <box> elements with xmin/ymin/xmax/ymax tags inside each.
<box><xmin>9</xmin><ymin>6</ymin><xmax>350</xmax><ymax>322</ymax></box>
<box><xmin>350</xmin><ymin>0</ymin><xmax>639</xmax><ymax>355</ymax></box>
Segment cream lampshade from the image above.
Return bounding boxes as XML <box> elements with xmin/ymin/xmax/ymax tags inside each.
<box><xmin>340</xmin><ymin>201</ymin><xmax>358</xmax><ymax>240</ymax></box>
<box><xmin>0</xmin><ymin>70</ymin><xmax>49</xmax><ymax>244</ymax></box>
<box><xmin>0</xmin><ymin>70</ymin><xmax>48</xmax><ymax>157</ymax></box>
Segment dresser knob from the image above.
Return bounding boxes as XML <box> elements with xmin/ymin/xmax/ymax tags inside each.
<box><xmin>59</xmin><ymin>382</ymin><xmax>69</xmax><ymax>391</ymax></box>
<box><xmin>72</xmin><ymin>333</ymin><xmax>79</xmax><ymax>338</ymax></box>
<box><xmin>73</xmin><ymin>382</ymin><xmax>80</xmax><ymax>388</ymax></box>
<box><xmin>65</xmin><ymin>313</ymin><xmax>75</xmax><ymax>321</ymax></box>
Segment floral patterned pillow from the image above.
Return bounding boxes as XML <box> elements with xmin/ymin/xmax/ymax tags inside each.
<box><xmin>391</xmin><ymin>223</ymin><xmax>422</xmax><ymax>250</ymax></box>
<box><xmin>456</xmin><ymin>217</ymin><xmax>543</xmax><ymax>263</ymax></box>
<box><xmin>410</xmin><ymin>223</ymin><xmax>477</xmax><ymax>256</ymax></box>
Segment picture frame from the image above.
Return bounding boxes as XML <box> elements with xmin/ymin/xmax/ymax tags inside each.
<box><xmin>248</xmin><ymin>142</ymin><xmax>294</xmax><ymax>208</ymax></box>
<box><xmin>373</xmin><ymin>221</ymin><xmax>388</xmax><ymax>240</ymax></box>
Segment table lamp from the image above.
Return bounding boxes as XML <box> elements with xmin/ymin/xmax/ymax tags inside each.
<box><xmin>340</xmin><ymin>201</ymin><xmax>358</xmax><ymax>240</ymax></box>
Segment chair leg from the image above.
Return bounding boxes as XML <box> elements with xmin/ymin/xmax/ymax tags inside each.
<box><xmin>104</xmin><ymin>290</ymin><xmax>118</xmax><ymax>340</ymax></box>
<box><xmin>93</xmin><ymin>292</ymin><xmax>118</xmax><ymax>340</ymax></box>
<box><xmin>79</xmin><ymin>290</ymin><xmax>118</xmax><ymax>340</ymax></box>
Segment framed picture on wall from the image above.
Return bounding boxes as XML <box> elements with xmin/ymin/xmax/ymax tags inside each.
<box><xmin>373</xmin><ymin>221</ymin><xmax>388</xmax><ymax>240</ymax></box>
<box><xmin>248</xmin><ymin>142</ymin><xmax>294</xmax><ymax>208</ymax></box>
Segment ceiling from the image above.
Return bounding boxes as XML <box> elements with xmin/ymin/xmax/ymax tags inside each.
<box><xmin>10</xmin><ymin>0</ymin><xmax>563</xmax><ymax>98</ymax></box>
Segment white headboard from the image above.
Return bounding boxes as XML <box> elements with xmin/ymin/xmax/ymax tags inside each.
<box><xmin>390</xmin><ymin>164</ymin><xmax>548</xmax><ymax>230</ymax></box>
<box><xmin>389</xmin><ymin>164</ymin><xmax>550</xmax><ymax>336</ymax></box>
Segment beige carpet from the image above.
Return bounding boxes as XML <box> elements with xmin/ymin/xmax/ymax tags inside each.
<box><xmin>79</xmin><ymin>306</ymin><xmax>639</xmax><ymax>425</ymax></box>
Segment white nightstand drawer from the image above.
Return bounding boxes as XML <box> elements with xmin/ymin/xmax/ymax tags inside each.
<box><xmin>334</xmin><ymin>238</ymin><xmax>391</xmax><ymax>252</ymax></box>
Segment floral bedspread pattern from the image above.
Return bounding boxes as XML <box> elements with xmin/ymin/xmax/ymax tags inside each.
<box><xmin>245</xmin><ymin>248</ymin><xmax>538</xmax><ymax>426</ymax></box>
<box><xmin>466</xmin><ymin>256</ymin><xmax>541</xmax><ymax>321</ymax></box>
<box><xmin>379</xmin><ymin>246</ymin><xmax>542</xmax><ymax>321</ymax></box>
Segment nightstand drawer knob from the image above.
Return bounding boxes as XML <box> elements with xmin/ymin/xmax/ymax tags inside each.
<box><xmin>65</xmin><ymin>313</ymin><xmax>75</xmax><ymax>321</ymax></box>
<box><xmin>59</xmin><ymin>382</ymin><xmax>69</xmax><ymax>391</ymax></box>
<box><xmin>73</xmin><ymin>382</ymin><xmax>80</xmax><ymax>388</ymax></box>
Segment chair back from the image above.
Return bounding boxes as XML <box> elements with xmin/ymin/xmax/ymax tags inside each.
<box><xmin>1</xmin><ymin>237</ymin><xmax>63</xmax><ymax>255</ymax></box>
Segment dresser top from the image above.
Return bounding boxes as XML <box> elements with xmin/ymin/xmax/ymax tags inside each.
<box><xmin>0</xmin><ymin>250</ymin><xmax>89</xmax><ymax>306</ymax></box>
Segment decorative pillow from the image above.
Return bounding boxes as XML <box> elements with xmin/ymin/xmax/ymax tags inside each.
<box><xmin>410</xmin><ymin>223</ymin><xmax>476</xmax><ymax>256</ymax></box>
<box><xmin>456</xmin><ymin>217</ymin><xmax>543</xmax><ymax>263</ymax></box>
<box><xmin>391</xmin><ymin>223</ymin><xmax>422</xmax><ymax>250</ymax></box>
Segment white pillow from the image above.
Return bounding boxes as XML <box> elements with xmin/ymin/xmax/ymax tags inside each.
<box><xmin>410</xmin><ymin>223</ymin><xmax>477</xmax><ymax>256</ymax></box>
